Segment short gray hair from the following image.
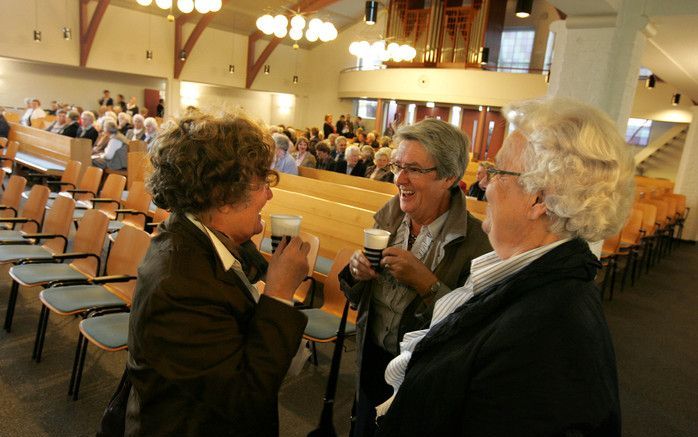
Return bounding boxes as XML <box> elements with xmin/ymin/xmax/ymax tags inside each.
<box><xmin>394</xmin><ymin>118</ymin><xmax>469</xmax><ymax>180</ymax></box>
<box><xmin>272</xmin><ymin>132</ymin><xmax>292</xmax><ymax>152</ymax></box>
<box><xmin>375</xmin><ymin>147</ymin><xmax>391</xmax><ymax>160</ymax></box>
<box><xmin>133</xmin><ymin>114</ymin><xmax>145</xmax><ymax>124</ymax></box>
<box><xmin>144</xmin><ymin>117</ymin><xmax>158</xmax><ymax>129</ymax></box>
<box><xmin>505</xmin><ymin>97</ymin><xmax>635</xmax><ymax>241</ymax></box>
<box><xmin>345</xmin><ymin>144</ymin><xmax>360</xmax><ymax>157</ymax></box>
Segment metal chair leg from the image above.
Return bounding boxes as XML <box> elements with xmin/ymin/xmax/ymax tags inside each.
<box><xmin>35</xmin><ymin>307</ymin><xmax>50</xmax><ymax>363</ymax></box>
<box><xmin>68</xmin><ymin>333</ymin><xmax>84</xmax><ymax>396</ymax></box>
<box><xmin>609</xmin><ymin>258</ymin><xmax>617</xmax><ymax>301</ymax></box>
<box><xmin>72</xmin><ymin>336</ymin><xmax>89</xmax><ymax>400</ymax></box>
<box><xmin>32</xmin><ymin>305</ymin><xmax>50</xmax><ymax>362</ymax></box>
<box><xmin>4</xmin><ymin>280</ymin><xmax>20</xmax><ymax>332</ymax></box>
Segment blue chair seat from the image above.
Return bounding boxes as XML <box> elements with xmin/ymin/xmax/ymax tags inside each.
<box><xmin>40</xmin><ymin>285</ymin><xmax>126</xmax><ymax>315</ymax></box>
<box><xmin>300</xmin><ymin>308</ymin><xmax>356</xmax><ymax>341</ymax></box>
<box><xmin>73</xmin><ymin>208</ymin><xmax>87</xmax><ymax>219</ymax></box>
<box><xmin>0</xmin><ymin>230</ymin><xmax>32</xmax><ymax>244</ymax></box>
<box><xmin>108</xmin><ymin>221</ymin><xmax>125</xmax><ymax>233</ymax></box>
<box><xmin>0</xmin><ymin>245</ymin><xmax>53</xmax><ymax>263</ymax></box>
<box><xmin>80</xmin><ymin>312</ymin><xmax>130</xmax><ymax>349</ymax></box>
<box><xmin>10</xmin><ymin>263</ymin><xmax>88</xmax><ymax>286</ymax></box>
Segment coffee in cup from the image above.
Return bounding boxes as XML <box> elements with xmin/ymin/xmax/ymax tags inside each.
<box><xmin>270</xmin><ymin>214</ymin><xmax>302</xmax><ymax>253</ymax></box>
<box><xmin>363</xmin><ymin>229</ymin><xmax>390</xmax><ymax>271</ymax></box>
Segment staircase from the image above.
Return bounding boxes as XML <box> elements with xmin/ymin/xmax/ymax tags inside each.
<box><xmin>634</xmin><ymin>124</ymin><xmax>688</xmax><ymax>180</ymax></box>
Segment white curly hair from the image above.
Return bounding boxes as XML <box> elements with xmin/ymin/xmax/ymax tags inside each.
<box><xmin>505</xmin><ymin>97</ymin><xmax>635</xmax><ymax>242</ymax></box>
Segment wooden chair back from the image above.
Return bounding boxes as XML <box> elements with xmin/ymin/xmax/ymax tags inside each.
<box><xmin>149</xmin><ymin>207</ymin><xmax>170</xmax><ymax>235</ymax></box>
<box><xmin>320</xmin><ymin>248</ymin><xmax>357</xmax><ymax>325</ymax></box>
<box><xmin>620</xmin><ymin>208</ymin><xmax>643</xmax><ymax>246</ymax></box>
<box><xmin>21</xmin><ymin>185</ymin><xmax>50</xmax><ymax>233</ymax></box>
<box><xmin>72</xmin><ymin>166</ymin><xmax>103</xmax><ymax>201</ymax></box>
<box><xmin>635</xmin><ymin>202</ymin><xmax>657</xmax><ymax>237</ymax></box>
<box><xmin>293</xmin><ymin>231</ymin><xmax>320</xmax><ymax>304</ymax></box>
<box><xmin>660</xmin><ymin>196</ymin><xmax>677</xmax><ymax>223</ymax></box>
<box><xmin>1</xmin><ymin>175</ymin><xmax>27</xmax><ymax>219</ymax></box>
<box><xmin>601</xmin><ymin>232</ymin><xmax>621</xmax><ymax>259</ymax></box>
<box><xmin>60</xmin><ymin>160</ymin><xmax>82</xmax><ymax>192</ymax></box>
<box><xmin>70</xmin><ymin>209</ymin><xmax>109</xmax><ymax>276</ymax></box>
<box><xmin>668</xmin><ymin>194</ymin><xmax>687</xmax><ymax>217</ymax></box>
<box><xmin>121</xmin><ymin>181</ymin><xmax>152</xmax><ymax>228</ymax></box>
<box><xmin>0</xmin><ymin>137</ymin><xmax>7</xmax><ymax>148</ymax></box>
<box><xmin>95</xmin><ymin>174</ymin><xmax>127</xmax><ymax>218</ymax></box>
<box><xmin>644</xmin><ymin>199</ymin><xmax>668</xmax><ymax>227</ymax></box>
<box><xmin>103</xmin><ymin>225</ymin><xmax>151</xmax><ymax>305</ymax></box>
<box><xmin>2</xmin><ymin>140</ymin><xmax>19</xmax><ymax>173</ymax></box>
<box><xmin>41</xmin><ymin>196</ymin><xmax>76</xmax><ymax>254</ymax></box>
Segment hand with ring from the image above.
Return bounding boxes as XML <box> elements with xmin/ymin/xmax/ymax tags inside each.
<box><xmin>349</xmin><ymin>250</ymin><xmax>377</xmax><ymax>281</ymax></box>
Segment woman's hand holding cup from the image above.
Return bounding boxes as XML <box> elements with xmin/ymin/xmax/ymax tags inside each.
<box><xmin>265</xmin><ymin>236</ymin><xmax>310</xmax><ymax>301</ymax></box>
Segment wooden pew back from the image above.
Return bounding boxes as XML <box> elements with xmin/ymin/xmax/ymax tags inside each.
<box><xmin>299</xmin><ymin>167</ymin><xmax>399</xmax><ymax>195</ymax></box>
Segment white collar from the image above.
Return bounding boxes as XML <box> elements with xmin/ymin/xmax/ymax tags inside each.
<box><xmin>185</xmin><ymin>213</ymin><xmax>237</xmax><ymax>272</ymax></box>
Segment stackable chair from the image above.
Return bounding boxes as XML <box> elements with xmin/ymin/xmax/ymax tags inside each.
<box><xmin>107</xmin><ymin>181</ymin><xmax>153</xmax><ymax>234</ymax></box>
<box><xmin>600</xmin><ymin>232</ymin><xmax>621</xmax><ymax>300</ymax></box>
<box><xmin>0</xmin><ymin>175</ymin><xmax>27</xmax><ymax>222</ymax></box>
<box><xmin>72</xmin><ymin>173</ymin><xmax>127</xmax><ymax>223</ymax></box>
<box><xmin>300</xmin><ymin>248</ymin><xmax>357</xmax><ymax>365</ymax></box>
<box><xmin>0</xmin><ymin>185</ymin><xmax>50</xmax><ymax>243</ymax></box>
<box><xmin>0</xmin><ymin>137</ymin><xmax>7</xmax><ymax>149</ymax></box>
<box><xmin>26</xmin><ymin>160</ymin><xmax>82</xmax><ymax>199</ymax></box>
<box><xmin>4</xmin><ymin>209</ymin><xmax>109</xmax><ymax>332</ymax></box>
<box><xmin>641</xmin><ymin>198</ymin><xmax>669</xmax><ymax>265</ymax></box>
<box><xmin>0</xmin><ymin>140</ymin><xmax>19</xmax><ymax>184</ymax></box>
<box><xmin>50</xmin><ymin>166</ymin><xmax>103</xmax><ymax>202</ymax></box>
<box><xmin>617</xmin><ymin>208</ymin><xmax>643</xmax><ymax>291</ymax></box>
<box><xmin>633</xmin><ymin>202</ymin><xmax>657</xmax><ymax>278</ymax></box>
<box><xmin>35</xmin><ymin>225</ymin><xmax>151</xmax><ymax>364</ymax></box>
<box><xmin>145</xmin><ymin>207</ymin><xmax>170</xmax><ymax>235</ymax></box>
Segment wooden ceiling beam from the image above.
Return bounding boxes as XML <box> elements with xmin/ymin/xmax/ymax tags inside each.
<box><xmin>79</xmin><ymin>0</ymin><xmax>111</xmax><ymax>67</ymax></box>
<box><xmin>245</xmin><ymin>0</ymin><xmax>340</xmax><ymax>89</ymax></box>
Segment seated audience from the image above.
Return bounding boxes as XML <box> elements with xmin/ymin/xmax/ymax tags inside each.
<box><xmin>115</xmin><ymin>94</ymin><xmax>127</xmax><ymax>112</ymax></box>
<box><xmin>21</xmin><ymin>99</ymin><xmax>47</xmax><ymax>127</ymax></box>
<box><xmin>271</xmin><ymin>132</ymin><xmax>298</xmax><ymax>175</ymax></box>
<box><xmin>46</xmin><ymin>101</ymin><xmax>59</xmax><ymax>115</ymax></box>
<box><xmin>143</xmin><ymin>117</ymin><xmax>159</xmax><ymax>150</ymax></box>
<box><xmin>467</xmin><ymin>161</ymin><xmax>488</xmax><ymax>201</ymax></box>
<box><xmin>124</xmin><ymin>111</ymin><xmax>309</xmax><ymax>436</ymax></box>
<box><xmin>374</xmin><ymin>98</ymin><xmax>633</xmax><ymax>436</ymax></box>
<box><xmin>360</xmin><ymin>145</ymin><xmax>375</xmax><ymax>168</ymax></box>
<box><xmin>334</xmin><ymin>136</ymin><xmax>348</xmax><ymax>162</ymax></box>
<box><xmin>315</xmin><ymin>141</ymin><xmax>335</xmax><ymax>171</ymax></box>
<box><xmin>61</xmin><ymin>111</ymin><xmax>80</xmax><ymax>138</ymax></box>
<box><xmin>126</xmin><ymin>114</ymin><xmax>146</xmax><ymax>141</ymax></box>
<box><xmin>341</xmin><ymin>118</ymin><xmax>491</xmax><ymax>436</ymax></box>
<box><xmin>365</xmin><ymin>147</ymin><xmax>393</xmax><ymax>183</ymax></box>
<box><xmin>92</xmin><ymin>119</ymin><xmax>128</xmax><ymax>170</ymax></box>
<box><xmin>19</xmin><ymin>98</ymin><xmax>33</xmax><ymax>125</ymax></box>
<box><xmin>77</xmin><ymin>111</ymin><xmax>99</xmax><ymax>145</ymax></box>
<box><xmin>45</xmin><ymin>108</ymin><xmax>69</xmax><ymax>134</ymax></box>
<box><xmin>293</xmin><ymin>137</ymin><xmax>316</xmax><ymax>168</ymax></box>
<box><xmin>367</xmin><ymin>132</ymin><xmax>380</xmax><ymax>149</ymax></box>
<box><xmin>334</xmin><ymin>144</ymin><xmax>366</xmax><ymax>176</ymax></box>
<box><xmin>0</xmin><ymin>108</ymin><xmax>10</xmax><ymax>139</ymax></box>
<box><xmin>309</xmin><ymin>127</ymin><xmax>321</xmax><ymax>149</ymax></box>
<box><xmin>92</xmin><ymin>117</ymin><xmax>116</xmax><ymax>154</ymax></box>
<box><xmin>117</xmin><ymin>112</ymin><xmax>133</xmax><ymax>135</ymax></box>
<box><xmin>126</xmin><ymin>96</ymin><xmax>139</xmax><ymax>116</ymax></box>
<box><xmin>99</xmin><ymin>89</ymin><xmax>113</xmax><ymax>107</ymax></box>
<box><xmin>323</xmin><ymin>114</ymin><xmax>335</xmax><ymax>138</ymax></box>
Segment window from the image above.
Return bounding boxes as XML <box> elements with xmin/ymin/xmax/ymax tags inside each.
<box><xmin>450</xmin><ymin>106</ymin><xmax>462</xmax><ymax>127</ymax></box>
<box><xmin>354</xmin><ymin>99</ymin><xmax>377</xmax><ymax>119</ymax></box>
<box><xmin>497</xmin><ymin>29</ymin><xmax>535</xmax><ymax>73</ymax></box>
<box><xmin>543</xmin><ymin>31</ymin><xmax>555</xmax><ymax>71</ymax></box>
<box><xmin>625</xmin><ymin>118</ymin><xmax>652</xmax><ymax>147</ymax></box>
<box><xmin>407</xmin><ymin>104</ymin><xmax>416</xmax><ymax>125</ymax></box>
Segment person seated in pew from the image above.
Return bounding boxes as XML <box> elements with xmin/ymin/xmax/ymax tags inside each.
<box><xmin>126</xmin><ymin>114</ymin><xmax>146</xmax><ymax>141</ymax></box>
<box><xmin>45</xmin><ymin>108</ymin><xmax>69</xmax><ymax>134</ymax></box>
<box><xmin>143</xmin><ymin>117</ymin><xmax>159</xmax><ymax>151</ymax></box>
<box><xmin>21</xmin><ymin>98</ymin><xmax>47</xmax><ymax>127</ymax></box>
<box><xmin>91</xmin><ymin>119</ymin><xmax>128</xmax><ymax>170</ymax></box>
<box><xmin>61</xmin><ymin>111</ymin><xmax>80</xmax><ymax>138</ymax></box>
<box><xmin>374</xmin><ymin>98</ymin><xmax>632</xmax><ymax>437</ymax></box>
<box><xmin>0</xmin><ymin>108</ymin><xmax>10</xmax><ymax>139</ymax></box>
<box><xmin>293</xmin><ymin>136</ymin><xmax>316</xmax><ymax>168</ymax></box>
<box><xmin>271</xmin><ymin>132</ymin><xmax>298</xmax><ymax>175</ymax></box>
<box><xmin>117</xmin><ymin>111</ymin><xmax>132</xmax><ymax>135</ymax></box>
<box><xmin>333</xmin><ymin>135</ymin><xmax>348</xmax><ymax>162</ymax></box>
<box><xmin>340</xmin><ymin>118</ymin><xmax>492</xmax><ymax>437</ymax></box>
<box><xmin>98</xmin><ymin>89</ymin><xmax>113</xmax><ymax>108</ymax></box>
<box><xmin>124</xmin><ymin>111</ymin><xmax>310</xmax><ymax>436</ymax></box>
<box><xmin>335</xmin><ymin>144</ymin><xmax>366</xmax><ymax>177</ymax></box>
<box><xmin>315</xmin><ymin>141</ymin><xmax>335</xmax><ymax>171</ymax></box>
<box><xmin>115</xmin><ymin>93</ymin><xmax>127</xmax><ymax>113</ymax></box>
<box><xmin>76</xmin><ymin>111</ymin><xmax>99</xmax><ymax>145</ymax></box>
<box><xmin>365</xmin><ymin>147</ymin><xmax>394</xmax><ymax>183</ymax></box>
<box><xmin>467</xmin><ymin>161</ymin><xmax>489</xmax><ymax>201</ymax></box>
<box><xmin>92</xmin><ymin>117</ymin><xmax>115</xmax><ymax>155</ymax></box>
<box><xmin>126</xmin><ymin>96</ymin><xmax>139</xmax><ymax>116</ymax></box>
<box><xmin>361</xmin><ymin>145</ymin><xmax>375</xmax><ymax>168</ymax></box>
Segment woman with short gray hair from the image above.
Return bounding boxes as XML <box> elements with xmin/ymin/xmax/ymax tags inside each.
<box><xmin>91</xmin><ymin>118</ymin><xmax>128</xmax><ymax>170</ymax></box>
<box><xmin>375</xmin><ymin>98</ymin><xmax>633</xmax><ymax>436</ymax></box>
<box><xmin>341</xmin><ymin>118</ymin><xmax>491</xmax><ymax>436</ymax></box>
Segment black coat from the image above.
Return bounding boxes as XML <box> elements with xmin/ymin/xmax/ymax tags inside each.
<box><xmin>126</xmin><ymin>213</ymin><xmax>307</xmax><ymax>436</ymax></box>
<box><xmin>0</xmin><ymin>115</ymin><xmax>9</xmax><ymax>139</ymax></box>
<box><xmin>377</xmin><ymin>239</ymin><xmax>620</xmax><ymax>437</ymax></box>
<box><xmin>334</xmin><ymin>159</ymin><xmax>367</xmax><ymax>177</ymax></box>
<box><xmin>61</xmin><ymin>122</ymin><xmax>79</xmax><ymax>138</ymax></box>
<box><xmin>77</xmin><ymin>125</ymin><xmax>98</xmax><ymax>145</ymax></box>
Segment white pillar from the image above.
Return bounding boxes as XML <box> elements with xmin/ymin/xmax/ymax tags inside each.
<box><xmin>547</xmin><ymin>1</ymin><xmax>649</xmax><ymax>130</ymax></box>
<box><xmin>165</xmin><ymin>78</ymin><xmax>181</xmax><ymax>118</ymax></box>
<box><xmin>674</xmin><ymin>106</ymin><xmax>698</xmax><ymax>241</ymax></box>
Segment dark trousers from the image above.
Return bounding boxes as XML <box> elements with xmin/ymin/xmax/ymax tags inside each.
<box><xmin>353</xmin><ymin>339</ymin><xmax>395</xmax><ymax>437</ymax></box>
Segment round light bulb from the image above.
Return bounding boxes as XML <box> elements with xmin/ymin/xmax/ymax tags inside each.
<box><xmin>257</xmin><ymin>15</ymin><xmax>274</xmax><ymax>35</ymax></box>
<box><xmin>290</xmin><ymin>15</ymin><xmax>306</xmax><ymax>30</ymax></box>
<box><xmin>308</xmin><ymin>18</ymin><xmax>323</xmax><ymax>30</ymax></box>
<box><xmin>209</xmin><ymin>0</ymin><xmax>221</xmax><ymax>12</ymax></box>
<box><xmin>358</xmin><ymin>41</ymin><xmax>371</xmax><ymax>58</ymax></box>
<box><xmin>194</xmin><ymin>0</ymin><xmax>209</xmax><ymax>13</ymax></box>
<box><xmin>274</xmin><ymin>26</ymin><xmax>288</xmax><ymax>38</ymax></box>
<box><xmin>318</xmin><ymin>22</ymin><xmax>333</xmax><ymax>42</ymax></box>
<box><xmin>349</xmin><ymin>41</ymin><xmax>360</xmax><ymax>56</ymax></box>
<box><xmin>326</xmin><ymin>23</ymin><xmax>337</xmax><ymax>41</ymax></box>
<box><xmin>177</xmin><ymin>0</ymin><xmax>193</xmax><ymax>13</ymax></box>
<box><xmin>387</xmin><ymin>42</ymin><xmax>399</xmax><ymax>57</ymax></box>
<box><xmin>406</xmin><ymin>46</ymin><xmax>417</xmax><ymax>60</ymax></box>
<box><xmin>289</xmin><ymin>27</ymin><xmax>303</xmax><ymax>41</ymax></box>
<box><xmin>274</xmin><ymin>14</ymin><xmax>288</xmax><ymax>30</ymax></box>
<box><xmin>155</xmin><ymin>0</ymin><xmax>172</xmax><ymax>9</ymax></box>
<box><xmin>305</xmin><ymin>28</ymin><xmax>318</xmax><ymax>42</ymax></box>
<box><xmin>137</xmin><ymin>0</ymin><xmax>153</xmax><ymax>6</ymax></box>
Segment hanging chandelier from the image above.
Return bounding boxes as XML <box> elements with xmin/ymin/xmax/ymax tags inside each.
<box><xmin>136</xmin><ymin>0</ymin><xmax>222</xmax><ymax>14</ymax></box>
<box><xmin>256</xmin><ymin>13</ymin><xmax>337</xmax><ymax>43</ymax></box>
<box><xmin>349</xmin><ymin>40</ymin><xmax>417</xmax><ymax>62</ymax></box>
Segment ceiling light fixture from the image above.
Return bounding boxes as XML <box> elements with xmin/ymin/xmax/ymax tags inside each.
<box><xmin>646</xmin><ymin>74</ymin><xmax>656</xmax><ymax>89</ymax></box>
<box><xmin>177</xmin><ymin>0</ymin><xmax>194</xmax><ymax>13</ymax></box>
<box><xmin>146</xmin><ymin>50</ymin><xmax>153</xmax><ymax>60</ymax></box>
<box><xmin>179</xmin><ymin>49</ymin><xmax>187</xmax><ymax>61</ymax></box>
<box><xmin>62</xmin><ymin>26</ymin><xmax>72</xmax><ymax>40</ymax></box>
<box><xmin>348</xmin><ymin>40</ymin><xmax>417</xmax><ymax>62</ymax></box>
<box><xmin>136</xmin><ymin>0</ymin><xmax>152</xmax><ymax>5</ymax></box>
<box><xmin>293</xmin><ymin>75</ymin><xmax>299</xmax><ymax>84</ymax></box>
<box><xmin>256</xmin><ymin>13</ymin><xmax>336</xmax><ymax>43</ymax></box>
<box><xmin>365</xmin><ymin>1</ymin><xmax>378</xmax><ymax>25</ymax></box>
<box><xmin>155</xmin><ymin>0</ymin><xmax>172</xmax><ymax>9</ymax></box>
<box><xmin>515</xmin><ymin>0</ymin><xmax>533</xmax><ymax>18</ymax></box>
<box><xmin>672</xmin><ymin>93</ymin><xmax>681</xmax><ymax>106</ymax></box>
<box><xmin>479</xmin><ymin>47</ymin><xmax>489</xmax><ymax>65</ymax></box>
<box><xmin>264</xmin><ymin>64</ymin><xmax>270</xmax><ymax>75</ymax></box>
<box><xmin>229</xmin><ymin>64</ymin><xmax>235</xmax><ymax>73</ymax></box>
<box><xmin>33</xmin><ymin>30</ymin><xmax>42</xmax><ymax>42</ymax></box>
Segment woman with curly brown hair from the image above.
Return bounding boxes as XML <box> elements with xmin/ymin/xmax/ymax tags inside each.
<box><xmin>125</xmin><ymin>111</ymin><xmax>310</xmax><ymax>436</ymax></box>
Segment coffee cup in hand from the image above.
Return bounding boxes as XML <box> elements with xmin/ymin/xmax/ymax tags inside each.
<box><xmin>364</xmin><ymin>229</ymin><xmax>390</xmax><ymax>271</ymax></box>
<box><xmin>270</xmin><ymin>214</ymin><xmax>302</xmax><ymax>253</ymax></box>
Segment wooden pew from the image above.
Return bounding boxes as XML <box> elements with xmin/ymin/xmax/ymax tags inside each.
<box><xmin>127</xmin><ymin>151</ymin><xmax>151</xmax><ymax>189</ymax></box>
<box><xmin>299</xmin><ymin>167</ymin><xmax>399</xmax><ymax>195</ymax></box>
<box><xmin>7</xmin><ymin>122</ymin><xmax>91</xmax><ymax>177</ymax></box>
<box><xmin>277</xmin><ymin>173</ymin><xmax>393</xmax><ymax>212</ymax></box>
<box><xmin>261</xmin><ymin>188</ymin><xmax>374</xmax><ymax>260</ymax></box>
<box><xmin>465</xmin><ymin>197</ymin><xmax>487</xmax><ymax>221</ymax></box>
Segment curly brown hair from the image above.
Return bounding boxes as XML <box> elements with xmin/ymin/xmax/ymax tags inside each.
<box><xmin>147</xmin><ymin>112</ymin><xmax>278</xmax><ymax>214</ymax></box>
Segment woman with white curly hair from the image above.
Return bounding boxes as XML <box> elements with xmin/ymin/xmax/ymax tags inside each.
<box><xmin>375</xmin><ymin>97</ymin><xmax>634</xmax><ymax>437</ymax></box>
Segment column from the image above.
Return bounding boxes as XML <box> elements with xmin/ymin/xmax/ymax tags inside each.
<box><xmin>165</xmin><ymin>78</ymin><xmax>181</xmax><ymax>118</ymax></box>
<box><xmin>547</xmin><ymin>0</ymin><xmax>650</xmax><ymax>130</ymax></box>
<box><xmin>674</xmin><ymin>106</ymin><xmax>698</xmax><ymax>241</ymax></box>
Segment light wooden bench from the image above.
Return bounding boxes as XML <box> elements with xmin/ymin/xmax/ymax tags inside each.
<box><xmin>277</xmin><ymin>173</ymin><xmax>393</xmax><ymax>212</ymax></box>
<box><xmin>7</xmin><ymin>122</ymin><xmax>91</xmax><ymax>178</ymax></box>
<box><xmin>299</xmin><ymin>167</ymin><xmax>399</xmax><ymax>195</ymax></box>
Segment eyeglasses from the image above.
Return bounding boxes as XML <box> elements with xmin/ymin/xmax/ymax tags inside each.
<box><xmin>483</xmin><ymin>164</ymin><xmax>522</xmax><ymax>184</ymax></box>
<box><xmin>389</xmin><ymin>162</ymin><xmax>438</xmax><ymax>176</ymax></box>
